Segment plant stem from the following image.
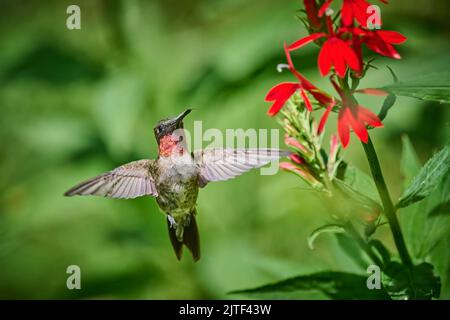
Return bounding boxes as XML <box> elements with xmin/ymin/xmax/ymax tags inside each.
<box><xmin>362</xmin><ymin>136</ymin><xmax>413</xmax><ymax>269</ymax></box>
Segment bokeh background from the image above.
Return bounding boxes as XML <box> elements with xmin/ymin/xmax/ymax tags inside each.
<box><xmin>0</xmin><ymin>0</ymin><xmax>449</xmax><ymax>299</ymax></box>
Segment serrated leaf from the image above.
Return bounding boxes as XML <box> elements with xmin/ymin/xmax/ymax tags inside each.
<box><xmin>382</xmin><ymin>262</ymin><xmax>441</xmax><ymax>300</ymax></box>
<box><xmin>381</xmin><ymin>72</ymin><xmax>450</xmax><ymax>104</ymax></box>
<box><xmin>400</xmin><ymin>168</ymin><xmax>450</xmax><ymax>259</ymax></box>
<box><xmin>397</xmin><ymin>142</ymin><xmax>450</xmax><ymax>208</ymax></box>
<box><xmin>229</xmin><ymin>271</ymin><xmax>391</xmax><ymax>300</ymax></box>
<box><xmin>307</xmin><ymin>224</ymin><xmax>345</xmax><ymax>250</ymax></box>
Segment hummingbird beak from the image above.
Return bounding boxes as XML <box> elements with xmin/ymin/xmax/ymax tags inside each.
<box><xmin>174</xmin><ymin>109</ymin><xmax>192</xmax><ymax>125</ymax></box>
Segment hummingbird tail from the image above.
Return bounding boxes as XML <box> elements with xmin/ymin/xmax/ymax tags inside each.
<box><xmin>167</xmin><ymin>211</ymin><xmax>201</xmax><ymax>262</ymax></box>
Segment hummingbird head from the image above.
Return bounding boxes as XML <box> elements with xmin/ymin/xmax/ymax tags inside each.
<box><xmin>154</xmin><ymin>109</ymin><xmax>192</xmax><ymax>142</ymax></box>
<box><xmin>155</xmin><ymin>109</ymin><xmax>192</xmax><ymax>157</ymax></box>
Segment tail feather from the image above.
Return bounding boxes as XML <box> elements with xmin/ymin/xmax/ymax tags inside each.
<box><xmin>167</xmin><ymin>211</ymin><xmax>201</xmax><ymax>262</ymax></box>
<box><xmin>167</xmin><ymin>222</ymin><xmax>183</xmax><ymax>260</ymax></box>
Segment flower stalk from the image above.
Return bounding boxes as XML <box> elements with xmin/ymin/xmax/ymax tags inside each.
<box><xmin>362</xmin><ymin>136</ymin><xmax>414</xmax><ymax>269</ymax></box>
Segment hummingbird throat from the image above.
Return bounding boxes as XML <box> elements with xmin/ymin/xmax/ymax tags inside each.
<box><xmin>159</xmin><ymin>134</ymin><xmax>185</xmax><ymax>157</ymax></box>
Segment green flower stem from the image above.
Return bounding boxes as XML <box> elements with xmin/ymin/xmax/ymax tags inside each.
<box><xmin>362</xmin><ymin>136</ymin><xmax>414</xmax><ymax>269</ymax></box>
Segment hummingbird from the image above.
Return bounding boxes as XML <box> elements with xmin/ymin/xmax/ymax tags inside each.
<box><xmin>65</xmin><ymin>109</ymin><xmax>289</xmax><ymax>261</ymax></box>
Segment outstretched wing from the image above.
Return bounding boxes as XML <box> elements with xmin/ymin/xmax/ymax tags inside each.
<box><xmin>193</xmin><ymin>148</ymin><xmax>290</xmax><ymax>187</ymax></box>
<box><xmin>64</xmin><ymin>159</ymin><xmax>157</xmax><ymax>199</ymax></box>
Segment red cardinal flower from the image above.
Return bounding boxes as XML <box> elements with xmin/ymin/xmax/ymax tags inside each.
<box><xmin>288</xmin><ymin>17</ymin><xmax>361</xmax><ymax>78</ymax></box>
<box><xmin>319</xmin><ymin>79</ymin><xmax>383</xmax><ymax>147</ymax></box>
<box><xmin>265</xmin><ymin>44</ymin><xmax>332</xmax><ymax>116</ymax></box>
<box><xmin>337</xmin><ymin>103</ymin><xmax>383</xmax><ymax>147</ymax></box>
<box><xmin>318</xmin><ymin>0</ymin><xmax>386</xmax><ymax>27</ymax></box>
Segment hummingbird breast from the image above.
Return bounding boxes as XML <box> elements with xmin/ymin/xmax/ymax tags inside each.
<box><xmin>153</xmin><ymin>155</ymin><xmax>199</xmax><ymax>223</ymax></box>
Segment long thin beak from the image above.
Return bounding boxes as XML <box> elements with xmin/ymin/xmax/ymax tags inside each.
<box><xmin>175</xmin><ymin>109</ymin><xmax>192</xmax><ymax>124</ymax></box>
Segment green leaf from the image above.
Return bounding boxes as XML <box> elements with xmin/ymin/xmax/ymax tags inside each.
<box><xmin>397</xmin><ymin>142</ymin><xmax>450</xmax><ymax>208</ymax></box>
<box><xmin>307</xmin><ymin>224</ymin><xmax>346</xmax><ymax>250</ymax></box>
<box><xmin>399</xmin><ymin>140</ymin><xmax>450</xmax><ymax>259</ymax></box>
<box><xmin>333</xmin><ymin>167</ymin><xmax>382</xmax><ymax>226</ymax></box>
<box><xmin>377</xmin><ymin>94</ymin><xmax>396</xmax><ymax>122</ymax></box>
<box><xmin>340</xmin><ymin>165</ymin><xmax>379</xmax><ymax>202</ymax></box>
<box><xmin>400</xmin><ymin>176</ymin><xmax>450</xmax><ymax>259</ymax></box>
<box><xmin>334</xmin><ymin>178</ymin><xmax>382</xmax><ymax>213</ymax></box>
<box><xmin>400</xmin><ymin>135</ymin><xmax>422</xmax><ymax>188</ymax></box>
<box><xmin>229</xmin><ymin>271</ymin><xmax>391</xmax><ymax>299</ymax></box>
<box><xmin>382</xmin><ymin>262</ymin><xmax>441</xmax><ymax>300</ymax></box>
<box><xmin>381</xmin><ymin>72</ymin><xmax>450</xmax><ymax>103</ymax></box>
<box><xmin>386</xmin><ymin>65</ymin><xmax>399</xmax><ymax>83</ymax></box>
<box><xmin>429</xmin><ymin>201</ymin><xmax>450</xmax><ymax>217</ymax></box>
<box><xmin>429</xmin><ymin>237</ymin><xmax>450</xmax><ymax>299</ymax></box>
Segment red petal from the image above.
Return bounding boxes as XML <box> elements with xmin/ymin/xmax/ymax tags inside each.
<box><xmin>326</xmin><ymin>37</ymin><xmax>360</xmax><ymax>77</ymax></box>
<box><xmin>355</xmin><ymin>88</ymin><xmax>389</xmax><ymax>96</ymax></box>
<box><xmin>332</xmin><ymin>40</ymin><xmax>347</xmax><ymax>77</ymax></box>
<box><xmin>357</xmin><ymin>105</ymin><xmax>384</xmax><ymax>127</ymax></box>
<box><xmin>318</xmin><ymin>0</ymin><xmax>334</xmax><ymax>17</ymax></box>
<box><xmin>300</xmin><ymin>89</ymin><xmax>313</xmax><ymax>111</ymax></box>
<box><xmin>284</xmin><ymin>42</ymin><xmax>294</xmax><ymax>70</ymax></box>
<box><xmin>265</xmin><ymin>82</ymin><xmax>299</xmax><ymax>101</ymax></box>
<box><xmin>339</xmin><ymin>39</ymin><xmax>361</xmax><ymax>73</ymax></box>
<box><xmin>265</xmin><ymin>83</ymin><xmax>300</xmax><ymax>116</ymax></box>
<box><xmin>341</xmin><ymin>0</ymin><xmax>354</xmax><ymax>26</ymax></box>
<box><xmin>318</xmin><ymin>100</ymin><xmax>335</xmax><ymax>134</ymax></box>
<box><xmin>351</xmin><ymin>0</ymin><xmax>371</xmax><ymax>27</ymax></box>
<box><xmin>288</xmin><ymin>33</ymin><xmax>326</xmax><ymax>51</ymax></box>
<box><xmin>348</xmin><ymin>106</ymin><xmax>369</xmax><ymax>143</ymax></box>
<box><xmin>377</xmin><ymin>30</ymin><xmax>407</xmax><ymax>44</ymax></box>
<box><xmin>365</xmin><ymin>38</ymin><xmax>401</xmax><ymax>59</ymax></box>
<box><xmin>318</xmin><ymin>39</ymin><xmax>333</xmax><ymax>76</ymax></box>
<box><xmin>338</xmin><ymin>108</ymin><xmax>351</xmax><ymax>147</ymax></box>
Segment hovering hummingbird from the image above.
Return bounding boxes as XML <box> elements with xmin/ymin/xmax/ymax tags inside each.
<box><xmin>65</xmin><ymin>109</ymin><xmax>288</xmax><ymax>261</ymax></box>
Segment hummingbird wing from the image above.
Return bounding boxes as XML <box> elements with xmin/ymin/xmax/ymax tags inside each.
<box><xmin>193</xmin><ymin>148</ymin><xmax>290</xmax><ymax>187</ymax></box>
<box><xmin>64</xmin><ymin>160</ymin><xmax>157</xmax><ymax>198</ymax></box>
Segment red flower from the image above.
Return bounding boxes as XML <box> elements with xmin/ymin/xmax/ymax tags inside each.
<box><xmin>362</xmin><ymin>30</ymin><xmax>407</xmax><ymax>59</ymax></box>
<box><xmin>288</xmin><ymin>18</ymin><xmax>361</xmax><ymax>78</ymax></box>
<box><xmin>265</xmin><ymin>83</ymin><xmax>301</xmax><ymax>116</ymax></box>
<box><xmin>337</xmin><ymin>103</ymin><xmax>383</xmax><ymax>147</ymax></box>
<box><xmin>318</xmin><ymin>0</ymin><xmax>385</xmax><ymax>27</ymax></box>
<box><xmin>318</xmin><ymin>36</ymin><xmax>361</xmax><ymax>77</ymax></box>
<box><xmin>319</xmin><ymin>79</ymin><xmax>383</xmax><ymax>147</ymax></box>
<box><xmin>265</xmin><ymin>44</ymin><xmax>332</xmax><ymax>116</ymax></box>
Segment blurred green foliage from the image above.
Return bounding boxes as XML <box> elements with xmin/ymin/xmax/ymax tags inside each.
<box><xmin>0</xmin><ymin>0</ymin><xmax>449</xmax><ymax>299</ymax></box>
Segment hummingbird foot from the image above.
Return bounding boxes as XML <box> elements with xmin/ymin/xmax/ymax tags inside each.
<box><xmin>167</xmin><ymin>215</ymin><xmax>178</xmax><ymax>229</ymax></box>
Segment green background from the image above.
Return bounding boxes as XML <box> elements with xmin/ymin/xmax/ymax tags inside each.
<box><xmin>0</xmin><ymin>0</ymin><xmax>448</xmax><ymax>299</ymax></box>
